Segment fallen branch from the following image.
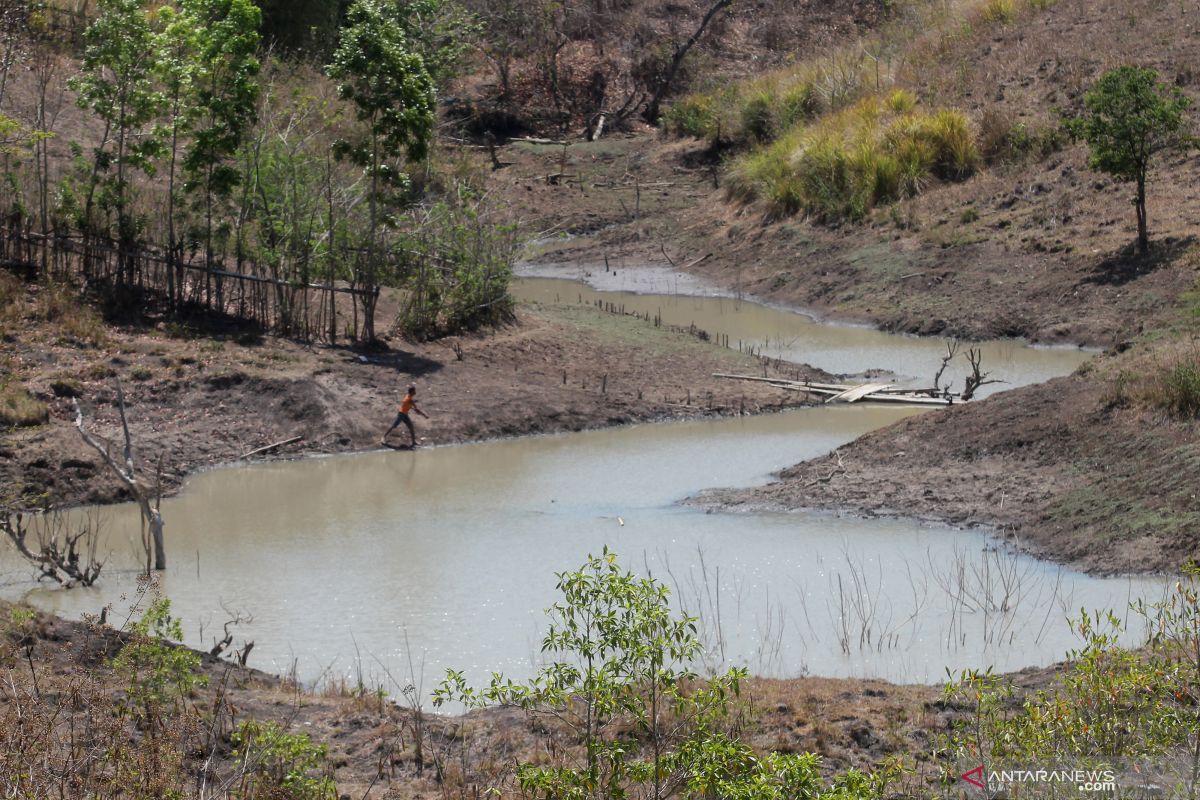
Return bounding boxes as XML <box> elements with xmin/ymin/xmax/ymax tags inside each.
<box><xmin>240</xmin><ymin>435</ymin><xmax>303</xmax><ymax>460</ymax></box>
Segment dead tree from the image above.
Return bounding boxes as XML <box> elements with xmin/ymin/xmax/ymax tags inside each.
<box><xmin>932</xmin><ymin>340</ymin><xmax>959</xmax><ymax>396</ymax></box>
<box><xmin>961</xmin><ymin>347</ymin><xmax>1002</xmax><ymax>401</ymax></box>
<box><xmin>642</xmin><ymin>0</ymin><xmax>733</xmax><ymax>123</ymax></box>
<box><xmin>0</xmin><ymin>508</ymin><xmax>104</xmax><ymax>586</ymax></box>
<box><xmin>73</xmin><ymin>383</ymin><xmax>166</xmax><ymax>572</ymax></box>
<box><xmin>209</xmin><ymin>604</ymin><xmax>252</xmax><ymax>658</ymax></box>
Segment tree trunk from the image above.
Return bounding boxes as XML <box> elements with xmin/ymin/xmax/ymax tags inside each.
<box><xmin>643</xmin><ymin>0</ymin><xmax>732</xmax><ymax>123</ymax></box>
<box><xmin>1136</xmin><ymin>172</ymin><xmax>1148</xmax><ymax>255</ymax></box>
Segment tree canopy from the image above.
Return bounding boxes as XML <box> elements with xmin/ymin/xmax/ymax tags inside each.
<box><xmin>1067</xmin><ymin>65</ymin><xmax>1192</xmax><ymax>254</ymax></box>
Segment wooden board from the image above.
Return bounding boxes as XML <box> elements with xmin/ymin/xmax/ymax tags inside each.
<box><xmin>825</xmin><ymin>383</ymin><xmax>893</xmax><ymax>403</ymax></box>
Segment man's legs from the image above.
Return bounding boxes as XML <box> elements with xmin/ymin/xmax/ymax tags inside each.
<box><xmin>401</xmin><ymin>413</ymin><xmax>416</xmax><ymax>445</ymax></box>
<box><xmin>382</xmin><ymin>412</ymin><xmax>405</xmax><ymax>443</ymax></box>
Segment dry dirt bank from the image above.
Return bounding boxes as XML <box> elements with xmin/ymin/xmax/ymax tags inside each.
<box><xmin>691</xmin><ymin>346</ymin><xmax>1200</xmax><ymax>576</ymax></box>
<box><xmin>1</xmin><ymin>288</ymin><xmax>837</xmax><ymax>508</ymax></box>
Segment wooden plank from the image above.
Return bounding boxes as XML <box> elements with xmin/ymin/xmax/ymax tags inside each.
<box><xmin>825</xmin><ymin>382</ymin><xmax>893</xmax><ymax>404</ymax></box>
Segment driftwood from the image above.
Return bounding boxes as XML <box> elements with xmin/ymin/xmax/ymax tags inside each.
<box><xmin>240</xmin><ymin>435</ymin><xmax>303</xmax><ymax>460</ymax></box>
<box><xmin>712</xmin><ymin>373</ymin><xmax>958</xmax><ymax>406</ymax></box>
<box><xmin>73</xmin><ymin>383</ymin><xmax>166</xmax><ymax>572</ymax></box>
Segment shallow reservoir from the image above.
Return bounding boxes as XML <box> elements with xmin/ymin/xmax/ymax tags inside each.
<box><xmin>2</xmin><ymin>279</ymin><xmax>1165</xmax><ymax>703</ymax></box>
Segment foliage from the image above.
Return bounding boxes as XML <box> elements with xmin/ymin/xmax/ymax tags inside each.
<box><xmin>111</xmin><ymin>596</ymin><xmax>207</xmax><ymax>723</ymax></box>
<box><xmin>663</xmin><ymin>93</ymin><xmax>722</xmax><ymax>139</ymax></box>
<box><xmin>233</xmin><ymin>720</ymin><xmax>338</xmax><ymax>799</ymax></box>
<box><xmin>942</xmin><ymin>567</ymin><xmax>1200</xmax><ymax>796</ymax></box>
<box><xmin>435</xmin><ymin>549</ymin><xmax>904</xmax><ymax>800</ymax></box>
<box><xmin>395</xmin><ymin>193</ymin><xmax>516</xmax><ymax>339</ymax></box>
<box><xmin>327</xmin><ymin>0</ymin><xmax>437</xmax><ymax>340</ymax></box>
<box><xmin>1065</xmin><ymin>66</ymin><xmax>1192</xmax><ymax>253</ymax></box>
<box><xmin>1161</xmin><ymin>359</ymin><xmax>1200</xmax><ymax>417</ymax></box>
<box><xmin>178</xmin><ymin>0</ymin><xmax>261</xmax><ymax>264</ymax></box>
<box><xmin>69</xmin><ymin>0</ymin><xmax>163</xmax><ymax>246</ymax></box>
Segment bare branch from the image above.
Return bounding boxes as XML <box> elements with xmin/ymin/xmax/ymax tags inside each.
<box><xmin>73</xmin><ymin>384</ymin><xmax>166</xmax><ymax>571</ymax></box>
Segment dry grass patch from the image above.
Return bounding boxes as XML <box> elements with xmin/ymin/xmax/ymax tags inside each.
<box><xmin>0</xmin><ymin>381</ymin><xmax>48</xmax><ymax>428</ymax></box>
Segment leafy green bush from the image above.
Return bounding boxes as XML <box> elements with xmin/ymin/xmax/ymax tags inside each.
<box><xmin>395</xmin><ymin>196</ymin><xmax>516</xmax><ymax>340</ymax></box>
<box><xmin>436</xmin><ymin>549</ymin><xmax>906</xmax><ymax>800</ymax></box>
<box><xmin>112</xmin><ymin>597</ymin><xmax>207</xmax><ymax>722</ymax></box>
<box><xmin>942</xmin><ymin>566</ymin><xmax>1200</xmax><ymax>794</ymax></box>
<box><xmin>232</xmin><ymin>720</ymin><xmax>337</xmax><ymax>800</ymax></box>
<box><xmin>663</xmin><ymin>94</ymin><xmax>721</xmax><ymax>139</ymax></box>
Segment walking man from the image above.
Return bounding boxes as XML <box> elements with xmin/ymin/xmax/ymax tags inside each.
<box><xmin>382</xmin><ymin>385</ymin><xmax>429</xmax><ymax>447</ymax></box>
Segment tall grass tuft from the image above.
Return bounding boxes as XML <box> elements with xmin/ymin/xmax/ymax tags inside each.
<box><xmin>0</xmin><ymin>382</ymin><xmax>48</xmax><ymax>428</ymax></box>
<box><xmin>981</xmin><ymin>0</ymin><xmax>1017</xmax><ymax>23</ymax></box>
<box><xmin>729</xmin><ymin>95</ymin><xmax>979</xmax><ymax>220</ymax></box>
<box><xmin>1162</xmin><ymin>360</ymin><xmax>1200</xmax><ymax>418</ymax></box>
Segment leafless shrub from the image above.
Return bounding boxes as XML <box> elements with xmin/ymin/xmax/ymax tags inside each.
<box><xmin>0</xmin><ymin>507</ymin><xmax>104</xmax><ymax>586</ymax></box>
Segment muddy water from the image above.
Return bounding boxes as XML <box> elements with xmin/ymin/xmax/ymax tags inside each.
<box><xmin>513</xmin><ymin>276</ymin><xmax>1090</xmax><ymax>395</ymax></box>
<box><xmin>1</xmin><ymin>277</ymin><xmax>1156</xmax><ymax>701</ymax></box>
<box><xmin>6</xmin><ymin>408</ymin><xmax>1165</xmax><ymax>699</ymax></box>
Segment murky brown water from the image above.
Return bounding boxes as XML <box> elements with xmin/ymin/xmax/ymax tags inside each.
<box><xmin>513</xmin><ymin>276</ymin><xmax>1091</xmax><ymax>396</ymax></box>
<box><xmin>5</xmin><ymin>408</ymin><xmax>1165</xmax><ymax>700</ymax></box>
<box><xmin>1</xmin><ymin>277</ymin><xmax>1159</xmax><ymax>703</ymax></box>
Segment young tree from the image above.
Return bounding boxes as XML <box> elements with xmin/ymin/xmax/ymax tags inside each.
<box><xmin>152</xmin><ymin>2</ymin><xmax>197</xmax><ymax>308</ymax></box>
<box><xmin>326</xmin><ymin>0</ymin><xmax>435</xmax><ymax>342</ymax></box>
<box><xmin>179</xmin><ymin>0</ymin><xmax>261</xmax><ymax>308</ymax></box>
<box><xmin>1067</xmin><ymin>66</ymin><xmax>1192</xmax><ymax>254</ymax></box>
<box><xmin>70</xmin><ymin>0</ymin><xmax>162</xmax><ymax>286</ymax></box>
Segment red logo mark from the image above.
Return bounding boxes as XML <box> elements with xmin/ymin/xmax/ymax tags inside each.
<box><xmin>961</xmin><ymin>765</ymin><xmax>986</xmax><ymax>789</ymax></box>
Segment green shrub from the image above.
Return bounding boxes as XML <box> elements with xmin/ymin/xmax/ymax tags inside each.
<box><xmin>981</xmin><ymin>0</ymin><xmax>1017</xmax><ymax>23</ymax></box>
<box><xmin>0</xmin><ymin>382</ymin><xmax>48</xmax><ymax>428</ymax></box>
<box><xmin>663</xmin><ymin>94</ymin><xmax>720</xmax><ymax>139</ymax></box>
<box><xmin>112</xmin><ymin>598</ymin><xmax>207</xmax><ymax>723</ymax></box>
<box><xmin>232</xmin><ymin>720</ymin><xmax>337</xmax><ymax>800</ymax></box>
<box><xmin>959</xmin><ymin>207</ymin><xmax>980</xmax><ymax>224</ymax></box>
<box><xmin>396</xmin><ymin>197</ymin><xmax>516</xmax><ymax>340</ymax></box>
<box><xmin>1162</xmin><ymin>359</ymin><xmax>1200</xmax><ymax>417</ymax></box>
<box><xmin>778</xmin><ymin>80</ymin><xmax>821</xmax><ymax>128</ymax></box>
<box><xmin>741</xmin><ymin>90</ymin><xmax>776</xmax><ymax>143</ymax></box>
<box><xmin>886</xmin><ymin>88</ymin><xmax>917</xmax><ymax>114</ymax></box>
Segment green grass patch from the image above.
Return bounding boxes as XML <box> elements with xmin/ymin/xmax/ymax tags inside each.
<box><xmin>728</xmin><ymin>95</ymin><xmax>980</xmax><ymax>220</ymax></box>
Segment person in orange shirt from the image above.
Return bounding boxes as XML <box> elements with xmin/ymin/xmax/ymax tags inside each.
<box><xmin>381</xmin><ymin>385</ymin><xmax>429</xmax><ymax>447</ymax></box>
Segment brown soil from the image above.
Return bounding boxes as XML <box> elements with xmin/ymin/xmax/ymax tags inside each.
<box><xmin>0</xmin><ymin>281</ymin><xmax>833</xmax><ymax>508</ymax></box>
